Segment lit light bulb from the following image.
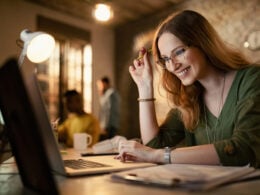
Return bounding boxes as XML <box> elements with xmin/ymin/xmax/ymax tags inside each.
<box><xmin>243</xmin><ymin>41</ymin><xmax>249</xmax><ymax>48</ymax></box>
<box><xmin>26</xmin><ymin>33</ymin><xmax>55</xmax><ymax>63</ymax></box>
<box><xmin>19</xmin><ymin>29</ymin><xmax>55</xmax><ymax>65</ymax></box>
<box><xmin>94</xmin><ymin>4</ymin><xmax>113</xmax><ymax>22</ymax></box>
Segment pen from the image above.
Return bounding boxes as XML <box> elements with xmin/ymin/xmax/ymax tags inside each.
<box><xmin>81</xmin><ymin>152</ymin><xmax>118</xmax><ymax>157</ymax></box>
<box><xmin>136</xmin><ymin>48</ymin><xmax>152</xmax><ymax>60</ymax></box>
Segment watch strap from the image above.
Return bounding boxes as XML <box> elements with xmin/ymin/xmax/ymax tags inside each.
<box><xmin>164</xmin><ymin>147</ymin><xmax>171</xmax><ymax>164</ymax></box>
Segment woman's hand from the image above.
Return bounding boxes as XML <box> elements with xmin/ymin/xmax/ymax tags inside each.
<box><xmin>129</xmin><ymin>48</ymin><xmax>154</xmax><ymax>97</ymax></box>
<box><xmin>115</xmin><ymin>140</ymin><xmax>162</xmax><ymax>163</ymax></box>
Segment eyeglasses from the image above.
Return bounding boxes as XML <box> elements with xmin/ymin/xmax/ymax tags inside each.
<box><xmin>156</xmin><ymin>45</ymin><xmax>189</xmax><ymax>69</ymax></box>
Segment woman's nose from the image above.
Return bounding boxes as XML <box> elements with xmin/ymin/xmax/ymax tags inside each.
<box><xmin>166</xmin><ymin>60</ymin><xmax>181</xmax><ymax>71</ymax></box>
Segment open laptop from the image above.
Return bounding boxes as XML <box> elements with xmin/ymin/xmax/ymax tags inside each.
<box><xmin>0</xmin><ymin>58</ymin><xmax>155</xmax><ymax>178</ymax></box>
<box><xmin>0</xmin><ymin>58</ymin><xmax>59</xmax><ymax>194</ymax></box>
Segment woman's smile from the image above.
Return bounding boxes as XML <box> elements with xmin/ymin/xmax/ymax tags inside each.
<box><xmin>175</xmin><ymin>66</ymin><xmax>191</xmax><ymax>78</ymax></box>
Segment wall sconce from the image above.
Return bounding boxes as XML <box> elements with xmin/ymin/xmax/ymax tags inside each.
<box><xmin>18</xmin><ymin>29</ymin><xmax>55</xmax><ymax>65</ymax></box>
<box><xmin>93</xmin><ymin>3</ymin><xmax>113</xmax><ymax>22</ymax></box>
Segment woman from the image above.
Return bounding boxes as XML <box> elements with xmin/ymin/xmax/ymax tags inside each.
<box><xmin>58</xmin><ymin>90</ymin><xmax>101</xmax><ymax>147</ymax></box>
<box><xmin>116</xmin><ymin>10</ymin><xmax>260</xmax><ymax>167</ymax></box>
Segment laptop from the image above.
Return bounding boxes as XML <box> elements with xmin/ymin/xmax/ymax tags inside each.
<box><xmin>0</xmin><ymin>58</ymin><xmax>59</xmax><ymax>194</ymax></box>
<box><xmin>0</xmin><ymin>58</ymin><xmax>155</xmax><ymax>178</ymax></box>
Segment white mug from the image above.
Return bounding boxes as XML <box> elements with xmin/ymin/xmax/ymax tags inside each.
<box><xmin>73</xmin><ymin>133</ymin><xmax>92</xmax><ymax>150</ymax></box>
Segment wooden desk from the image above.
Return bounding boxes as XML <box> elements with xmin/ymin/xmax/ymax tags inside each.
<box><xmin>1</xmin><ymin>165</ymin><xmax>260</xmax><ymax>195</ymax></box>
<box><xmin>1</xmin><ymin>150</ymin><xmax>260</xmax><ymax>195</ymax></box>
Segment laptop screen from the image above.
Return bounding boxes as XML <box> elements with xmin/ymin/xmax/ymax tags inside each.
<box><xmin>0</xmin><ymin>58</ymin><xmax>58</xmax><ymax>194</ymax></box>
<box><xmin>21</xmin><ymin>60</ymin><xmax>66</xmax><ymax>176</ymax></box>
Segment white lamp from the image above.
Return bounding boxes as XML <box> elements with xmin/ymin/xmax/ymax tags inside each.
<box><xmin>18</xmin><ymin>29</ymin><xmax>55</xmax><ymax>65</ymax></box>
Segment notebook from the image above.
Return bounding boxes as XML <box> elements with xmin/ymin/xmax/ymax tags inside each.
<box><xmin>0</xmin><ymin>58</ymin><xmax>59</xmax><ymax>194</ymax></box>
<box><xmin>111</xmin><ymin>164</ymin><xmax>257</xmax><ymax>191</ymax></box>
<box><xmin>0</xmin><ymin>58</ymin><xmax>155</xmax><ymax>177</ymax></box>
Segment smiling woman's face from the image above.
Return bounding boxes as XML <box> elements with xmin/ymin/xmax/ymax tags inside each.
<box><xmin>157</xmin><ymin>32</ymin><xmax>208</xmax><ymax>86</ymax></box>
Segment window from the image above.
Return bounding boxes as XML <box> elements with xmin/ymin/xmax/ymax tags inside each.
<box><xmin>37</xmin><ymin>16</ymin><xmax>91</xmax><ymax>122</ymax></box>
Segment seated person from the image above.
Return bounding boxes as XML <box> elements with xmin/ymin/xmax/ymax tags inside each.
<box><xmin>58</xmin><ymin>90</ymin><xmax>100</xmax><ymax>147</ymax></box>
<box><xmin>116</xmin><ymin>10</ymin><xmax>260</xmax><ymax>167</ymax></box>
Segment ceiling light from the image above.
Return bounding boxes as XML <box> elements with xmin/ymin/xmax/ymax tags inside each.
<box><xmin>93</xmin><ymin>3</ymin><xmax>113</xmax><ymax>22</ymax></box>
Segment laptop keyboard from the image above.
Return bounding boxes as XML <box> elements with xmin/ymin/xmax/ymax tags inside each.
<box><xmin>64</xmin><ymin>159</ymin><xmax>111</xmax><ymax>169</ymax></box>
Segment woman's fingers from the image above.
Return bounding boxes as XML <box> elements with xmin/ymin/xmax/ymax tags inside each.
<box><xmin>116</xmin><ymin>140</ymin><xmax>137</xmax><ymax>162</ymax></box>
<box><xmin>129</xmin><ymin>47</ymin><xmax>152</xmax><ymax>77</ymax></box>
<box><xmin>123</xmin><ymin>154</ymin><xmax>138</xmax><ymax>162</ymax></box>
<box><xmin>138</xmin><ymin>47</ymin><xmax>147</xmax><ymax>59</ymax></box>
<box><xmin>133</xmin><ymin>47</ymin><xmax>148</xmax><ymax>68</ymax></box>
<box><xmin>116</xmin><ymin>140</ymin><xmax>148</xmax><ymax>162</ymax></box>
<box><xmin>143</xmin><ymin>52</ymin><xmax>150</xmax><ymax>69</ymax></box>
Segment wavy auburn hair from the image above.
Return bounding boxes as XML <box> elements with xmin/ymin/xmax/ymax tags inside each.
<box><xmin>152</xmin><ymin>10</ymin><xmax>250</xmax><ymax>131</ymax></box>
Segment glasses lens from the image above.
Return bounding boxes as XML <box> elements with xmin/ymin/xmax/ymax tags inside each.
<box><xmin>173</xmin><ymin>47</ymin><xmax>187</xmax><ymax>62</ymax></box>
<box><xmin>156</xmin><ymin>46</ymin><xmax>188</xmax><ymax>69</ymax></box>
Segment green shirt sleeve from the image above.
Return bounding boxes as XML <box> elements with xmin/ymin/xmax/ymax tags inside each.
<box><xmin>214</xmin><ymin>66</ymin><xmax>260</xmax><ymax>167</ymax></box>
<box><xmin>146</xmin><ymin>109</ymin><xmax>185</xmax><ymax>148</ymax></box>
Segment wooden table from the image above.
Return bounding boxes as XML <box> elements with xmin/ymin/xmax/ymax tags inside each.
<box><xmin>1</xmin><ymin>150</ymin><xmax>260</xmax><ymax>195</ymax></box>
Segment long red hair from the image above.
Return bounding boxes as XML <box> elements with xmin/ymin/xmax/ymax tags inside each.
<box><xmin>152</xmin><ymin>10</ymin><xmax>250</xmax><ymax>131</ymax></box>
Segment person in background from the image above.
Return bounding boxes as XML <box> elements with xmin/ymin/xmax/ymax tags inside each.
<box><xmin>97</xmin><ymin>76</ymin><xmax>121</xmax><ymax>141</ymax></box>
<box><xmin>116</xmin><ymin>10</ymin><xmax>260</xmax><ymax>167</ymax></box>
<box><xmin>58</xmin><ymin>90</ymin><xmax>100</xmax><ymax>147</ymax></box>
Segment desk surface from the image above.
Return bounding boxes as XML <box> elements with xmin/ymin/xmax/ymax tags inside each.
<box><xmin>1</xmin><ymin>171</ymin><xmax>260</xmax><ymax>195</ymax></box>
<box><xmin>1</xmin><ymin>149</ymin><xmax>260</xmax><ymax>195</ymax></box>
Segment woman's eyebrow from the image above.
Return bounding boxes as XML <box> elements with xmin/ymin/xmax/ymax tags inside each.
<box><xmin>171</xmin><ymin>45</ymin><xmax>183</xmax><ymax>52</ymax></box>
<box><xmin>160</xmin><ymin>45</ymin><xmax>183</xmax><ymax>57</ymax></box>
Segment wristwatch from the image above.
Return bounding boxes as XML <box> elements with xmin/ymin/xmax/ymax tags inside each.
<box><xmin>164</xmin><ymin>147</ymin><xmax>171</xmax><ymax>164</ymax></box>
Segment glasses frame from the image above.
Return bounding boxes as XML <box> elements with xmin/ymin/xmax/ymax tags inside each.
<box><xmin>156</xmin><ymin>45</ymin><xmax>190</xmax><ymax>69</ymax></box>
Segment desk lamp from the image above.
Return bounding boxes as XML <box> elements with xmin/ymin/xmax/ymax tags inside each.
<box><xmin>18</xmin><ymin>29</ymin><xmax>55</xmax><ymax>65</ymax></box>
<box><xmin>0</xmin><ymin>30</ymin><xmax>55</xmax><ymax>161</ymax></box>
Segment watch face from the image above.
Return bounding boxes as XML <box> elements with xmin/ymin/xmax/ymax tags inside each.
<box><xmin>244</xmin><ymin>30</ymin><xmax>260</xmax><ymax>51</ymax></box>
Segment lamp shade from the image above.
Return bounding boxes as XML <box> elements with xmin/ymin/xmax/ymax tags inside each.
<box><xmin>19</xmin><ymin>29</ymin><xmax>55</xmax><ymax>64</ymax></box>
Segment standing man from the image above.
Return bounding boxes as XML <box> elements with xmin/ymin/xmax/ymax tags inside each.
<box><xmin>97</xmin><ymin>76</ymin><xmax>121</xmax><ymax>141</ymax></box>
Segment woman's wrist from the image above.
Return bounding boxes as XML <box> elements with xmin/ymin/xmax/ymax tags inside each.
<box><xmin>137</xmin><ymin>82</ymin><xmax>153</xmax><ymax>95</ymax></box>
<box><xmin>151</xmin><ymin>149</ymin><xmax>165</xmax><ymax>164</ymax></box>
<box><xmin>138</xmin><ymin>88</ymin><xmax>154</xmax><ymax>99</ymax></box>
<box><xmin>150</xmin><ymin>148</ymin><xmax>175</xmax><ymax>164</ymax></box>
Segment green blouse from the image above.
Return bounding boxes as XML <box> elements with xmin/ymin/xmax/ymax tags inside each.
<box><xmin>146</xmin><ymin>66</ymin><xmax>260</xmax><ymax>168</ymax></box>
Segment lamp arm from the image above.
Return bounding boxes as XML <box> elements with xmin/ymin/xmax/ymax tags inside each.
<box><xmin>18</xmin><ymin>46</ymin><xmax>28</xmax><ymax>66</ymax></box>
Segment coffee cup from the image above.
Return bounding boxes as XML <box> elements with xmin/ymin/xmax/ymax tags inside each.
<box><xmin>73</xmin><ymin>133</ymin><xmax>92</xmax><ymax>150</ymax></box>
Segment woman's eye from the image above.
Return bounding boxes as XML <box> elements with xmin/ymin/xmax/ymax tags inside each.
<box><xmin>174</xmin><ymin>48</ymin><xmax>185</xmax><ymax>56</ymax></box>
